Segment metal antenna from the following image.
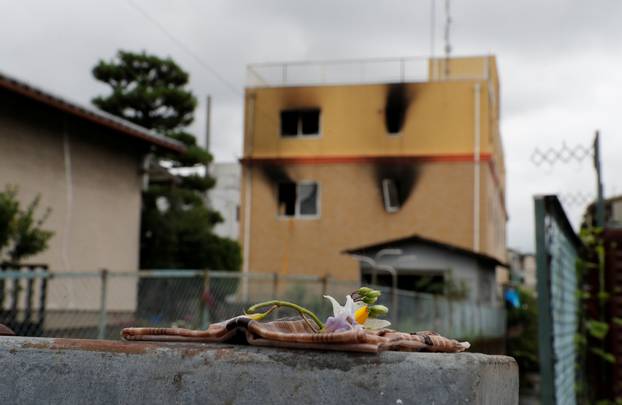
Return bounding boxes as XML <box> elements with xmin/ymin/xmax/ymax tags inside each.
<box><xmin>430</xmin><ymin>0</ymin><xmax>436</xmax><ymax>59</ymax></box>
<box><xmin>444</xmin><ymin>0</ymin><xmax>452</xmax><ymax>77</ymax></box>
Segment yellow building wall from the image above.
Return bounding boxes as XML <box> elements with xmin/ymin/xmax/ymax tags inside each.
<box><xmin>245</xmin><ymin>80</ymin><xmax>493</xmax><ymax>159</ymax></box>
<box><xmin>241</xmin><ymin>56</ymin><xmax>506</xmax><ymax>279</ymax></box>
<box><xmin>241</xmin><ymin>161</ymin><xmax>482</xmax><ymax>281</ymax></box>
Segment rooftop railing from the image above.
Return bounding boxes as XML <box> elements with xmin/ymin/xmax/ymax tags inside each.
<box><xmin>246</xmin><ymin>56</ymin><xmax>489</xmax><ymax>88</ymax></box>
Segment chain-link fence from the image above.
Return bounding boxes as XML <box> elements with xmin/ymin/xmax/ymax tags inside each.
<box><xmin>0</xmin><ymin>268</ymin><xmax>505</xmax><ymax>341</ymax></box>
<box><xmin>535</xmin><ymin>195</ymin><xmax>583</xmax><ymax>405</ymax></box>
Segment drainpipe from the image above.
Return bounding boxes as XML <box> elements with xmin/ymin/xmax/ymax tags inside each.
<box><xmin>241</xmin><ymin>95</ymin><xmax>256</xmax><ymax>301</ymax></box>
<box><xmin>473</xmin><ymin>83</ymin><xmax>481</xmax><ymax>253</ymax></box>
<box><xmin>62</xmin><ymin>118</ymin><xmax>73</xmax><ymax>272</ymax></box>
<box><xmin>141</xmin><ymin>151</ymin><xmax>154</xmax><ymax>191</ymax></box>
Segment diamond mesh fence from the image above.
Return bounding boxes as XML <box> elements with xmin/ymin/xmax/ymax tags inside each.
<box><xmin>0</xmin><ymin>269</ymin><xmax>505</xmax><ymax>341</ymax></box>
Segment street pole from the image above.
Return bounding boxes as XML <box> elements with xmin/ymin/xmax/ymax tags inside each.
<box><xmin>594</xmin><ymin>131</ymin><xmax>605</xmax><ymax>228</ymax></box>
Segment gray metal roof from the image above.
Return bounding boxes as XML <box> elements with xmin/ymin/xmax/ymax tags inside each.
<box><xmin>0</xmin><ymin>70</ymin><xmax>186</xmax><ymax>153</ymax></box>
<box><xmin>344</xmin><ymin>233</ymin><xmax>507</xmax><ymax>268</ymax></box>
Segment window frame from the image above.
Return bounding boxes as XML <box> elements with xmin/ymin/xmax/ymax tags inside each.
<box><xmin>382</xmin><ymin>178</ymin><xmax>400</xmax><ymax>213</ymax></box>
<box><xmin>279</xmin><ymin>109</ymin><xmax>322</xmax><ymax>138</ymax></box>
<box><xmin>276</xmin><ymin>180</ymin><xmax>321</xmax><ymax>220</ymax></box>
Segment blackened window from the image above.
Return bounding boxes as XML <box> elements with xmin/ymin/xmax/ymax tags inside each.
<box><xmin>278</xmin><ymin>182</ymin><xmax>297</xmax><ymax>216</ymax></box>
<box><xmin>277</xmin><ymin>182</ymin><xmax>319</xmax><ymax>218</ymax></box>
<box><xmin>300</xmin><ymin>110</ymin><xmax>320</xmax><ymax>134</ymax></box>
<box><xmin>280</xmin><ymin>109</ymin><xmax>320</xmax><ymax>137</ymax></box>
<box><xmin>280</xmin><ymin>111</ymin><xmax>299</xmax><ymax>136</ymax></box>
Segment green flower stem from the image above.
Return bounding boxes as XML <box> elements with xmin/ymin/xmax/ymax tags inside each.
<box><xmin>246</xmin><ymin>300</ymin><xmax>325</xmax><ymax>330</ymax></box>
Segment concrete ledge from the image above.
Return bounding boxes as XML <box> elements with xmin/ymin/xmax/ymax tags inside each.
<box><xmin>0</xmin><ymin>337</ymin><xmax>517</xmax><ymax>404</ymax></box>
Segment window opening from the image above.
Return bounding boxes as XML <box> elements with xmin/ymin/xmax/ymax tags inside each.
<box><xmin>382</xmin><ymin>179</ymin><xmax>400</xmax><ymax>213</ymax></box>
<box><xmin>277</xmin><ymin>182</ymin><xmax>319</xmax><ymax>218</ymax></box>
<box><xmin>280</xmin><ymin>109</ymin><xmax>320</xmax><ymax>137</ymax></box>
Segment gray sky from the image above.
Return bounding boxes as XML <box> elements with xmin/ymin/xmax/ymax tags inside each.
<box><xmin>2</xmin><ymin>0</ymin><xmax>621</xmax><ymax>253</ymax></box>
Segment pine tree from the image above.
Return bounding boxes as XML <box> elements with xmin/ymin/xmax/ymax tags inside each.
<box><xmin>92</xmin><ymin>50</ymin><xmax>241</xmax><ymax>272</ymax></box>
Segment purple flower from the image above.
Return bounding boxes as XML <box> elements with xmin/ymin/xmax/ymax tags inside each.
<box><xmin>324</xmin><ymin>315</ymin><xmax>355</xmax><ymax>333</ymax></box>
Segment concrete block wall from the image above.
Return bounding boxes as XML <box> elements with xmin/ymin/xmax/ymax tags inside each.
<box><xmin>0</xmin><ymin>336</ymin><xmax>518</xmax><ymax>404</ymax></box>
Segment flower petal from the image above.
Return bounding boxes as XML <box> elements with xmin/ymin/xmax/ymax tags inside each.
<box><xmin>363</xmin><ymin>318</ymin><xmax>391</xmax><ymax>330</ymax></box>
<box><xmin>324</xmin><ymin>316</ymin><xmax>353</xmax><ymax>333</ymax></box>
<box><xmin>344</xmin><ymin>295</ymin><xmax>355</xmax><ymax>315</ymax></box>
<box><xmin>324</xmin><ymin>295</ymin><xmax>345</xmax><ymax>317</ymax></box>
<box><xmin>353</xmin><ymin>300</ymin><xmax>366</xmax><ymax>311</ymax></box>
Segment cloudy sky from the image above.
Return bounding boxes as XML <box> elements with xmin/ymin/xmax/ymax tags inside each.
<box><xmin>2</xmin><ymin>0</ymin><xmax>621</xmax><ymax>252</ymax></box>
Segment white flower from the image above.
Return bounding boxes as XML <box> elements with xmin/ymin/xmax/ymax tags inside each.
<box><xmin>323</xmin><ymin>295</ymin><xmax>391</xmax><ymax>331</ymax></box>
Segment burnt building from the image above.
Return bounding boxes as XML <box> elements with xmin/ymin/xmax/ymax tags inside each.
<box><xmin>240</xmin><ymin>56</ymin><xmax>506</xmax><ymax>281</ymax></box>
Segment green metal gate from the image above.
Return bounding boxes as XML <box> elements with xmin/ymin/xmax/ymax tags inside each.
<box><xmin>535</xmin><ymin>195</ymin><xmax>583</xmax><ymax>405</ymax></box>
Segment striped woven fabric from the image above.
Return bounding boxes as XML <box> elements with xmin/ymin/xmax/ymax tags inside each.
<box><xmin>0</xmin><ymin>323</ymin><xmax>15</xmax><ymax>336</ymax></box>
<box><xmin>122</xmin><ymin>317</ymin><xmax>470</xmax><ymax>353</ymax></box>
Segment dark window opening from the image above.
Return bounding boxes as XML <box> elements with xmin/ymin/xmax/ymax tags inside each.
<box><xmin>361</xmin><ymin>271</ymin><xmax>445</xmax><ymax>294</ymax></box>
<box><xmin>300</xmin><ymin>110</ymin><xmax>320</xmax><ymax>134</ymax></box>
<box><xmin>382</xmin><ymin>179</ymin><xmax>400</xmax><ymax>213</ymax></box>
<box><xmin>280</xmin><ymin>111</ymin><xmax>299</xmax><ymax>136</ymax></box>
<box><xmin>278</xmin><ymin>182</ymin><xmax>297</xmax><ymax>216</ymax></box>
<box><xmin>280</xmin><ymin>109</ymin><xmax>320</xmax><ymax>137</ymax></box>
<box><xmin>277</xmin><ymin>181</ymin><xmax>319</xmax><ymax>218</ymax></box>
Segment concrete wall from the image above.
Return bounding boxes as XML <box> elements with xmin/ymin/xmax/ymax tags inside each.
<box><xmin>208</xmin><ymin>162</ymin><xmax>240</xmax><ymax>241</ymax></box>
<box><xmin>0</xmin><ymin>336</ymin><xmax>519</xmax><ymax>404</ymax></box>
<box><xmin>0</xmin><ymin>88</ymin><xmax>148</xmax><ymax>310</ymax></box>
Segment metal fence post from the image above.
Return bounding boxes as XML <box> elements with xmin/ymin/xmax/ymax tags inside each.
<box><xmin>534</xmin><ymin>197</ymin><xmax>554</xmax><ymax>405</ymax></box>
<box><xmin>272</xmin><ymin>273</ymin><xmax>279</xmax><ymax>300</ymax></box>
<box><xmin>392</xmin><ymin>282</ymin><xmax>399</xmax><ymax>327</ymax></box>
<box><xmin>200</xmin><ymin>270</ymin><xmax>210</xmax><ymax>329</ymax></box>
<box><xmin>321</xmin><ymin>275</ymin><xmax>328</xmax><ymax>297</ymax></box>
<box><xmin>97</xmin><ymin>269</ymin><xmax>108</xmax><ymax>340</ymax></box>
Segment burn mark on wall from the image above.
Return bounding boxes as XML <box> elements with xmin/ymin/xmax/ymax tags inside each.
<box><xmin>374</xmin><ymin>162</ymin><xmax>420</xmax><ymax>207</ymax></box>
<box><xmin>261</xmin><ymin>164</ymin><xmax>292</xmax><ymax>184</ymax></box>
<box><xmin>385</xmin><ymin>84</ymin><xmax>412</xmax><ymax>134</ymax></box>
<box><xmin>261</xmin><ymin>164</ymin><xmax>294</xmax><ymax>215</ymax></box>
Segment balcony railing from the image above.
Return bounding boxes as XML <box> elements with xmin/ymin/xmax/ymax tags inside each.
<box><xmin>246</xmin><ymin>56</ymin><xmax>489</xmax><ymax>88</ymax></box>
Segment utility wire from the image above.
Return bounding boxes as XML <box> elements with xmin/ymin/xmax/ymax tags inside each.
<box><xmin>125</xmin><ymin>0</ymin><xmax>243</xmax><ymax>97</ymax></box>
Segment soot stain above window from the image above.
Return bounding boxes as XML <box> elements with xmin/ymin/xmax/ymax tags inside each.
<box><xmin>374</xmin><ymin>162</ymin><xmax>420</xmax><ymax>208</ymax></box>
<box><xmin>385</xmin><ymin>84</ymin><xmax>411</xmax><ymax>134</ymax></box>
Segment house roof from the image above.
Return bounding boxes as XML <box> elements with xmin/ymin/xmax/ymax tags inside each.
<box><xmin>343</xmin><ymin>233</ymin><xmax>507</xmax><ymax>268</ymax></box>
<box><xmin>0</xmin><ymin>70</ymin><xmax>186</xmax><ymax>154</ymax></box>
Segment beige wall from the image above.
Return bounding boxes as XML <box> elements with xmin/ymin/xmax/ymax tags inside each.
<box><xmin>0</xmin><ymin>92</ymin><xmax>145</xmax><ymax>310</ymax></box>
<box><xmin>241</xmin><ymin>161</ymin><xmax>483</xmax><ymax>281</ymax></box>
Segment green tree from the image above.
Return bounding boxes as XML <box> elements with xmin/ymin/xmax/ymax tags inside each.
<box><xmin>92</xmin><ymin>50</ymin><xmax>241</xmax><ymax>271</ymax></box>
<box><xmin>0</xmin><ymin>185</ymin><xmax>53</xmax><ymax>265</ymax></box>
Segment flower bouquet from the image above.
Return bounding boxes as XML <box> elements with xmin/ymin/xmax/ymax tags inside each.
<box><xmin>122</xmin><ymin>287</ymin><xmax>470</xmax><ymax>353</ymax></box>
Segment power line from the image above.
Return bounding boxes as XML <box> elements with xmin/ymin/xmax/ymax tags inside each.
<box><xmin>125</xmin><ymin>0</ymin><xmax>242</xmax><ymax>97</ymax></box>
<box><xmin>125</xmin><ymin>0</ymin><xmax>281</xmax><ymax>135</ymax></box>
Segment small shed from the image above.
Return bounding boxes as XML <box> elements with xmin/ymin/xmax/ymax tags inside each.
<box><xmin>344</xmin><ymin>234</ymin><xmax>505</xmax><ymax>305</ymax></box>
